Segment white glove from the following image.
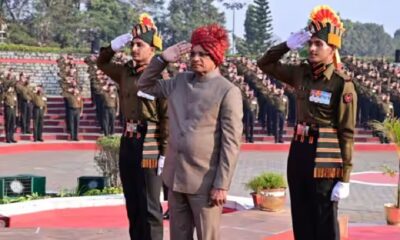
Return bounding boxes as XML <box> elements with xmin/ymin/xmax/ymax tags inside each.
<box><xmin>111</xmin><ymin>33</ymin><xmax>132</xmax><ymax>52</ymax></box>
<box><xmin>330</xmin><ymin>182</ymin><xmax>350</xmax><ymax>202</ymax></box>
<box><xmin>286</xmin><ymin>29</ymin><xmax>312</xmax><ymax>50</ymax></box>
<box><xmin>157</xmin><ymin>155</ymin><xmax>165</xmax><ymax>176</ymax></box>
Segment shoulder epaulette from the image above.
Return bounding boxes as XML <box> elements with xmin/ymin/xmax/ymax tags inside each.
<box><xmin>334</xmin><ymin>69</ymin><xmax>351</xmax><ymax>82</ymax></box>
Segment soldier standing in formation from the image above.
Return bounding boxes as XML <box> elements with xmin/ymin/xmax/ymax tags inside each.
<box><xmin>63</xmin><ymin>88</ymin><xmax>83</xmax><ymax>141</ymax></box>
<box><xmin>258</xmin><ymin>5</ymin><xmax>356</xmax><ymax>240</ymax></box>
<box><xmin>243</xmin><ymin>90</ymin><xmax>258</xmax><ymax>143</ymax></box>
<box><xmin>2</xmin><ymin>85</ymin><xmax>18</xmax><ymax>143</ymax></box>
<box><xmin>101</xmin><ymin>83</ymin><xmax>119</xmax><ymax>136</ymax></box>
<box><xmin>16</xmin><ymin>72</ymin><xmax>33</xmax><ymax>134</ymax></box>
<box><xmin>31</xmin><ymin>84</ymin><xmax>47</xmax><ymax>142</ymax></box>
<box><xmin>97</xmin><ymin>13</ymin><xmax>168</xmax><ymax>240</ymax></box>
<box><xmin>57</xmin><ymin>54</ymin><xmax>81</xmax><ymax>135</ymax></box>
<box><xmin>273</xmin><ymin>88</ymin><xmax>288</xmax><ymax>143</ymax></box>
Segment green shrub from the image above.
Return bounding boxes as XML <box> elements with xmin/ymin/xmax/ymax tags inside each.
<box><xmin>246</xmin><ymin>172</ymin><xmax>287</xmax><ymax>193</ymax></box>
<box><xmin>95</xmin><ymin>136</ymin><xmax>121</xmax><ymax>187</ymax></box>
<box><xmin>0</xmin><ymin>43</ymin><xmax>90</xmax><ymax>53</ymax></box>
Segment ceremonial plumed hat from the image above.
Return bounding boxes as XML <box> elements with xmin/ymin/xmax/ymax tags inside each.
<box><xmin>131</xmin><ymin>13</ymin><xmax>162</xmax><ymax>50</ymax></box>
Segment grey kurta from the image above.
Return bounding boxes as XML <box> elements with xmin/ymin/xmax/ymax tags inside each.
<box><xmin>138</xmin><ymin>56</ymin><xmax>243</xmax><ymax>194</ymax></box>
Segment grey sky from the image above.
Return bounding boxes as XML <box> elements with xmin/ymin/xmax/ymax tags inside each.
<box><xmin>216</xmin><ymin>0</ymin><xmax>400</xmax><ymax>40</ymax></box>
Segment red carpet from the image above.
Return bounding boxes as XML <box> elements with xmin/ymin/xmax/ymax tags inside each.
<box><xmin>1</xmin><ymin>143</ymin><xmax>397</xmax><ymax>155</ymax></box>
<box><xmin>0</xmin><ymin>143</ymin><xmax>97</xmax><ymax>155</ymax></box>
<box><xmin>263</xmin><ymin>226</ymin><xmax>400</xmax><ymax>240</ymax></box>
<box><xmin>9</xmin><ymin>204</ymin><xmax>235</xmax><ymax>228</ymax></box>
<box><xmin>240</xmin><ymin>143</ymin><xmax>397</xmax><ymax>152</ymax></box>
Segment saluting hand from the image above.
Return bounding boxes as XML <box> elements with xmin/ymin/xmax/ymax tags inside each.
<box><xmin>161</xmin><ymin>41</ymin><xmax>192</xmax><ymax>63</ymax></box>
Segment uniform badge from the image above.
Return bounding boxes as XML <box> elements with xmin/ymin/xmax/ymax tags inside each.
<box><xmin>309</xmin><ymin>89</ymin><xmax>331</xmax><ymax>105</ymax></box>
<box><xmin>343</xmin><ymin>93</ymin><xmax>353</xmax><ymax>104</ymax></box>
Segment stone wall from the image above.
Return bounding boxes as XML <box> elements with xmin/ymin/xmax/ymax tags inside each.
<box><xmin>0</xmin><ymin>52</ymin><xmax>91</xmax><ymax>97</ymax></box>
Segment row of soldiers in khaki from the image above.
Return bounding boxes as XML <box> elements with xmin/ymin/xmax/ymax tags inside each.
<box><xmin>57</xmin><ymin>55</ymin><xmax>84</xmax><ymax>141</ymax></box>
<box><xmin>0</xmin><ymin>69</ymin><xmax>47</xmax><ymax>142</ymax></box>
<box><xmin>221</xmin><ymin>58</ymin><xmax>289</xmax><ymax>143</ymax></box>
<box><xmin>341</xmin><ymin>57</ymin><xmax>397</xmax><ymax>130</ymax></box>
<box><xmin>85</xmin><ymin>54</ymin><xmax>120</xmax><ymax>136</ymax></box>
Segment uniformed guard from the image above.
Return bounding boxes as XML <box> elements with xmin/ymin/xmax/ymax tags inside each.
<box><xmin>257</xmin><ymin>5</ymin><xmax>356</xmax><ymax>240</ymax></box>
<box><xmin>3</xmin><ymin>85</ymin><xmax>18</xmax><ymax>143</ymax></box>
<box><xmin>101</xmin><ymin>83</ymin><xmax>119</xmax><ymax>136</ymax></box>
<box><xmin>243</xmin><ymin>90</ymin><xmax>257</xmax><ymax>143</ymax></box>
<box><xmin>16</xmin><ymin>73</ymin><xmax>33</xmax><ymax>134</ymax></box>
<box><xmin>97</xmin><ymin>13</ymin><xmax>168</xmax><ymax>240</ymax></box>
<box><xmin>32</xmin><ymin>84</ymin><xmax>47</xmax><ymax>142</ymax></box>
<box><xmin>378</xmin><ymin>94</ymin><xmax>394</xmax><ymax>143</ymax></box>
<box><xmin>65</xmin><ymin>88</ymin><xmax>83</xmax><ymax>141</ymax></box>
<box><xmin>273</xmin><ymin>88</ymin><xmax>288</xmax><ymax>143</ymax></box>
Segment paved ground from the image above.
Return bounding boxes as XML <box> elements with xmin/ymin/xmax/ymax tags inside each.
<box><xmin>0</xmin><ymin>142</ymin><xmax>398</xmax><ymax>239</ymax></box>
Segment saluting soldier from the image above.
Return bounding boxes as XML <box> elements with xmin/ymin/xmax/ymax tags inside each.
<box><xmin>378</xmin><ymin>94</ymin><xmax>394</xmax><ymax>143</ymax></box>
<box><xmin>31</xmin><ymin>84</ymin><xmax>47</xmax><ymax>142</ymax></box>
<box><xmin>97</xmin><ymin>13</ymin><xmax>168</xmax><ymax>240</ymax></box>
<box><xmin>243</xmin><ymin>90</ymin><xmax>258</xmax><ymax>143</ymax></box>
<box><xmin>101</xmin><ymin>83</ymin><xmax>119</xmax><ymax>136</ymax></box>
<box><xmin>257</xmin><ymin>6</ymin><xmax>356</xmax><ymax>240</ymax></box>
<box><xmin>16</xmin><ymin>73</ymin><xmax>33</xmax><ymax>134</ymax></box>
<box><xmin>273</xmin><ymin>88</ymin><xmax>288</xmax><ymax>143</ymax></box>
<box><xmin>65</xmin><ymin>88</ymin><xmax>83</xmax><ymax>141</ymax></box>
<box><xmin>3</xmin><ymin>85</ymin><xmax>18</xmax><ymax>143</ymax></box>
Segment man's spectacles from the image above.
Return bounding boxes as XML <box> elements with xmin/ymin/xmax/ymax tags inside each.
<box><xmin>190</xmin><ymin>51</ymin><xmax>210</xmax><ymax>58</ymax></box>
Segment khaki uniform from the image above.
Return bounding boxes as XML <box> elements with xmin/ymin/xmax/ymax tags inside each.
<box><xmin>3</xmin><ymin>89</ymin><xmax>18</xmax><ymax>142</ymax></box>
<box><xmin>16</xmin><ymin>83</ymin><xmax>33</xmax><ymax>133</ymax></box>
<box><xmin>101</xmin><ymin>90</ymin><xmax>119</xmax><ymax>136</ymax></box>
<box><xmin>272</xmin><ymin>94</ymin><xmax>289</xmax><ymax>143</ymax></box>
<box><xmin>65</xmin><ymin>92</ymin><xmax>83</xmax><ymax>140</ymax></box>
<box><xmin>32</xmin><ymin>92</ymin><xmax>48</xmax><ymax>141</ymax></box>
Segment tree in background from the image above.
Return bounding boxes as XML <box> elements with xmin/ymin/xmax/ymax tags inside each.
<box><xmin>83</xmin><ymin>0</ymin><xmax>136</xmax><ymax>48</ymax></box>
<box><xmin>394</xmin><ymin>29</ymin><xmax>400</xmax><ymax>50</ymax></box>
<box><xmin>342</xmin><ymin>19</ymin><xmax>395</xmax><ymax>57</ymax></box>
<box><xmin>165</xmin><ymin>0</ymin><xmax>225</xmax><ymax>47</ymax></box>
<box><xmin>253</xmin><ymin>0</ymin><xmax>274</xmax><ymax>54</ymax></box>
<box><xmin>32</xmin><ymin>0</ymin><xmax>83</xmax><ymax>47</ymax></box>
<box><xmin>239</xmin><ymin>0</ymin><xmax>274</xmax><ymax>56</ymax></box>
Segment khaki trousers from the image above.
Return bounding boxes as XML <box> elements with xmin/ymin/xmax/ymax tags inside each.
<box><xmin>168</xmin><ymin>190</ymin><xmax>223</xmax><ymax>240</ymax></box>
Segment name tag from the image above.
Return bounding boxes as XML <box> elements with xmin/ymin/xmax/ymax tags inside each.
<box><xmin>126</xmin><ymin>122</ymin><xmax>137</xmax><ymax>133</ymax></box>
<box><xmin>309</xmin><ymin>89</ymin><xmax>331</xmax><ymax>105</ymax></box>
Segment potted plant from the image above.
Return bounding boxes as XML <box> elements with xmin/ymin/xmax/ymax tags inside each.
<box><xmin>245</xmin><ymin>172</ymin><xmax>287</xmax><ymax>212</ymax></box>
<box><xmin>371</xmin><ymin>118</ymin><xmax>400</xmax><ymax>226</ymax></box>
<box><xmin>95</xmin><ymin>136</ymin><xmax>121</xmax><ymax>187</ymax></box>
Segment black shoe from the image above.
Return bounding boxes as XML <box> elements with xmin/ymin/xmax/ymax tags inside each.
<box><xmin>34</xmin><ymin>139</ymin><xmax>37</xmax><ymax>142</ymax></box>
<box><xmin>6</xmin><ymin>140</ymin><xmax>11</xmax><ymax>143</ymax></box>
<box><xmin>26</xmin><ymin>131</ymin><xmax>32</xmax><ymax>134</ymax></box>
<box><xmin>38</xmin><ymin>139</ymin><xmax>44</xmax><ymax>142</ymax></box>
<box><xmin>163</xmin><ymin>210</ymin><xmax>170</xmax><ymax>220</ymax></box>
<box><xmin>11</xmin><ymin>139</ymin><xmax>17</xmax><ymax>143</ymax></box>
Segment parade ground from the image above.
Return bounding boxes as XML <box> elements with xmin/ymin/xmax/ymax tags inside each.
<box><xmin>0</xmin><ymin>141</ymin><xmax>399</xmax><ymax>239</ymax></box>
